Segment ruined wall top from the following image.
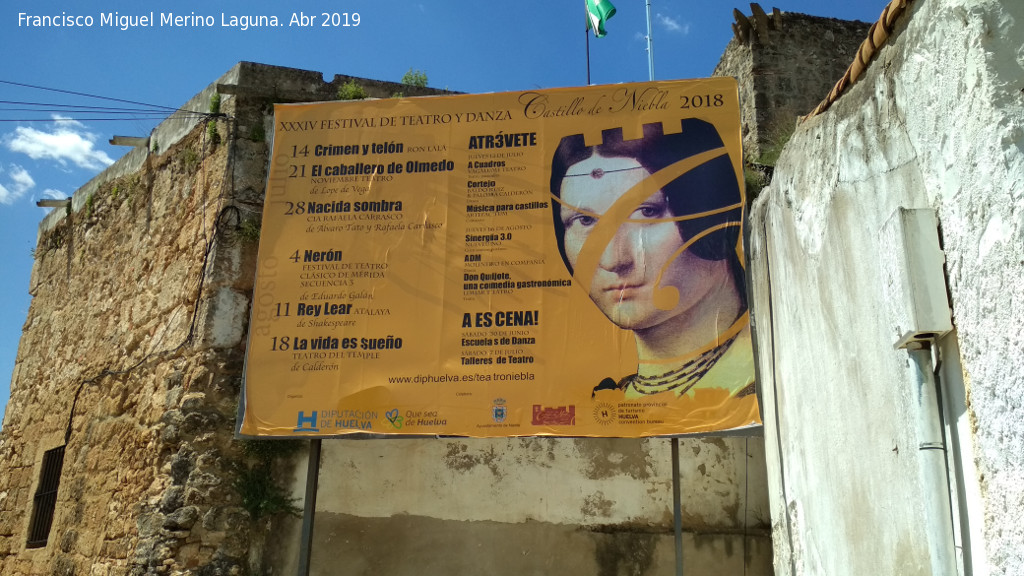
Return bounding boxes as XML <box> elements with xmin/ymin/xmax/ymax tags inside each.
<box><xmin>713</xmin><ymin>4</ymin><xmax>870</xmax><ymax>161</ymax></box>
<box><xmin>39</xmin><ymin>62</ymin><xmax>455</xmax><ymax>237</ymax></box>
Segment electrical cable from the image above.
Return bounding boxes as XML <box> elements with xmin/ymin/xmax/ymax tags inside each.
<box><xmin>0</xmin><ymin>100</ymin><xmax>206</xmax><ymax>113</ymax></box>
<box><xmin>0</xmin><ymin>79</ymin><xmax>180</xmax><ymax>112</ymax></box>
<box><xmin>0</xmin><ymin>116</ymin><xmax>209</xmax><ymax>122</ymax></box>
<box><xmin>0</xmin><ymin>80</ymin><xmax>230</xmax><ymax>123</ymax></box>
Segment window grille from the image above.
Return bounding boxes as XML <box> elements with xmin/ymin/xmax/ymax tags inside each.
<box><xmin>26</xmin><ymin>445</ymin><xmax>64</xmax><ymax>548</ymax></box>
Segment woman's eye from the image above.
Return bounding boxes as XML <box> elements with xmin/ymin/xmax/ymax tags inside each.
<box><xmin>636</xmin><ymin>204</ymin><xmax>665</xmax><ymax>219</ymax></box>
<box><xmin>571</xmin><ymin>214</ymin><xmax>596</xmax><ymax>227</ymax></box>
<box><xmin>563</xmin><ymin>210</ymin><xmax>597</xmax><ymax>228</ymax></box>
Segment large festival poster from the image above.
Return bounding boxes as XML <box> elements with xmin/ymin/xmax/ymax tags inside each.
<box><xmin>239</xmin><ymin>78</ymin><xmax>760</xmax><ymax>437</ymax></box>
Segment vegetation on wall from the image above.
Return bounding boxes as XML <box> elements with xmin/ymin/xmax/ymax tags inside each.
<box><xmin>746</xmin><ymin>120</ymin><xmax>795</xmax><ymax>198</ymax></box>
<box><xmin>207</xmin><ymin>92</ymin><xmax>222</xmax><ymax>147</ymax></box>
<box><xmin>231</xmin><ymin>440</ymin><xmax>302</xmax><ymax>520</ymax></box>
<box><xmin>744</xmin><ymin>167</ymin><xmax>770</xmax><ymax>199</ymax></box>
<box><xmin>238</xmin><ymin>218</ymin><xmax>261</xmax><ymax>243</ymax></box>
<box><xmin>35</xmin><ymin>164</ymin><xmax>150</xmax><ymax>259</ymax></box>
<box><xmin>248</xmin><ymin>122</ymin><xmax>265</xmax><ymax>143</ymax></box>
<box><xmin>41</xmin><ymin>221</ymin><xmax>69</xmax><ymax>253</ymax></box>
<box><xmin>401</xmin><ymin>68</ymin><xmax>428</xmax><ymax>88</ymax></box>
<box><xmin>392</xmin><ymin>68</ymin><xmax>429</xmax><ymax>98</ymax></box>
<box><xmin>180</xmin><ymin>148</ymin><xmax>199</xmax><ymax>172</ymax></box>
<box><xmin>116</xmin><ymin>174</ymin><xmax>141</xmax><ymax>206</ymax></box>
<box><xmin>757</xmin><ymin>121</ymin><xmax>795</xmax><ymax>167</ymax></box>
<box><xmin>337</xmin><ymin>79</ymin><xmax>367</xmax><ymax>100</ymax></box>
<box><xmin>206</xmin><ymin>119</ymin><xmax>220</xmax><ymax>147</ymax></box>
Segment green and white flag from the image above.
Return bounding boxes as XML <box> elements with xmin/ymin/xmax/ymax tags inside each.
<box><xmin>585</xmin><ymin>0</ymin><xmax>616</xmax><ymax>38</ymax></box>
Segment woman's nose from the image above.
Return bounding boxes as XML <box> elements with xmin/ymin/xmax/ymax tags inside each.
<box><xmin>598</xmin><ymin>225</ymin><xmax>639</xmax><ymax>274</ymax></box>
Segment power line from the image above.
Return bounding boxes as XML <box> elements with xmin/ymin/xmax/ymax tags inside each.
<box><xmin>0</xmin><ymin>100</ymin><xmax>204</xmax><ymax>113</ymax></box>
<box><xmin>0</xmin><ymin>79</ymin><xmax>226</xmax><ymax>124</ymax></box>
<box><xmin>0</xmin><ymin>79</ymin><xmax>180</xmax><ymax>112</ymax></box>
<box><xmin>0</xmin><ymin>114</ymin><xmax>210</xmax><ymax>123</ymax></box>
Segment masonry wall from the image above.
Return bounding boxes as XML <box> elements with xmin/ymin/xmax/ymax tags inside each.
<box><xmin>714</xmin><ymin>11</ymin><xmax>868</xmax><ymax>162</ymax></box>
<box><xmin>747</xmin><ymin>0</ymin><xmax>1024</xmax><ymax>573</ymax></box>
<box><xmin>0</xmin><ymin>95</ymin><xmax>250</xmax><ymax>574</ymax></box>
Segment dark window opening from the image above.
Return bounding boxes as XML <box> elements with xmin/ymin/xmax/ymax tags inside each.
<box><xmin>26</xmin><ymin>445</ymin><xmax>64</xmax><ymax>548</ymax></box>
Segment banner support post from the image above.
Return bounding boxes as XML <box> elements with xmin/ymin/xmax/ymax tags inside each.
<box><xmin>672</xmin><ymin>437</ymin><xmax>684</xmax><ymax>576</ymax></box>
<box><xmin>297</xmin><ymin>439</ymin><xmax>322</xmax><ymax>576</ymax></box>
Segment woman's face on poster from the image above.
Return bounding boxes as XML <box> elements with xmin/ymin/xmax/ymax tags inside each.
<box><xmin>559</xmin><ymin>154</ymin><xmax>722</xmax><ymax>331</ymax></box>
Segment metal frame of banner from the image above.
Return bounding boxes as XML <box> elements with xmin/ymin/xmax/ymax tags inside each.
<box><xmin>671</xmin><ymin>438</ymin><xmax>684</xmax><ymax>576</ymax></box>
<box><xmin>297</xmin><ymin>439</ymin><xmax>321</xmax><ymax>576</ymax></box>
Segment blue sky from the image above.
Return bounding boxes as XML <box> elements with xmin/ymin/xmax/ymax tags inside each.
<box><xmin>0</xmin><ymin>0</ymin><xmax>886</xmax><ymax>418</ymax></box>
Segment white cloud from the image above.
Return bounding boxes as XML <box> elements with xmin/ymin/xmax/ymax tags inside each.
<box><xmin>5</xmin><ymin>117</ymin><xmax>114</xmax><ymax>171</ymax></box>
<box><xmin>656</xmin><ymin>13</ymin><xmax>689</xmax><ymax>34</ymax></box>
<box><xmin>51</xmin><ymin>114</ymin><xmax>85</xmax><ymax>128</ymax></box>
<box><xmin>10</xmin><ymin>165</ymin><xmax>35</xmax><ymax>190</ymax></box>
<box><xmin>0</xmin><ymin>165</ymin><xmax>36</xmax><ymax>204</ymax></box>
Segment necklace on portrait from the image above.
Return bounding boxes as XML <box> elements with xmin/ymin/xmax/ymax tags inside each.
<box><xmin>626</xmin><ymin>332</ymin><xmax>738</xmax><ymax>396</ymax></box>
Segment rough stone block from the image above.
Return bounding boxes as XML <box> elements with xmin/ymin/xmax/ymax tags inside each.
<box><xmin>163</xmin><ymin>506</ymin><xmax>200</xmax><ymax>530</ymax></box>
<box><xmin>159</xmin><ymin>486</ymin><xmax>185</xmax><ymax>513</ymax></box>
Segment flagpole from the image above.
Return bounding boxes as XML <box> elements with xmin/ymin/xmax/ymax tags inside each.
<box><xmin>586</xmin><ymin>26</ymin><xmax>592</xmax><ymax>85</ymax></box>
<box><xmin>645</xmin><ymin>0</ymin><xmax>655</xmax><ymax>80</ymax></box>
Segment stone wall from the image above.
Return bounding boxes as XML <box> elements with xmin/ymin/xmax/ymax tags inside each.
<box><xmin>747</xmin><ymin>0</ymin><xmax>1024</xmax><ymax>574</ymax></box>
<box><xmin>714</xmin><ymin>10</ymin><xmax>869</xmax><ymax>162</ymax></box>
<box><xmin>0</xmin><ymin>108</ymin><xmax>250</xmax><ymax>574</ymax></box>
<box><xmin>0</xmin><ymin>63</ymin><xmax>455</xmax><ymax>575</ymax></box>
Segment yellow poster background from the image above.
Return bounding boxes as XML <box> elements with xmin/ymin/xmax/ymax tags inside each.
<box><xmin>240</xmin><ymin>78</ymin><xmax>761</xmax><ymax>437</ymax></box>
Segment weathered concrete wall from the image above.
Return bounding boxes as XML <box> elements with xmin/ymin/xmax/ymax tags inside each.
<box><xmin>714</xmin><ymin>11</ymin><xmax>868</xmax><ymax>162</ymax></box>
<box><xmin>306</xmin><ymin>436</ymin><xmax>771</xmax><ymax>575</ymax></box>
<box><xmin>748</xmin><ymin>0</ymin><xmax>1024</xmax><ymax>574</ymax></box>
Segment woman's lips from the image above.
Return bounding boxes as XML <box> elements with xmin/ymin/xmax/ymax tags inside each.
<box><xmin>605</xmin><ymin>283</ymin><xmax>644</xmax><ymax>294</ymax></box>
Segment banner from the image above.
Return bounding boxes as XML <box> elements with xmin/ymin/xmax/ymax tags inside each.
<box><xmin>239</xmin><ymin>78</ymin><xmax>760</xmax><ymax>437</ymax></box>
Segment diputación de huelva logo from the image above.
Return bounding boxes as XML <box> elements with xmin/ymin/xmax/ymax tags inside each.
<box><xmin>293</xmin><ymin>410</ymin><xmax>320</xmax><ymax>432</ymax></box>
<box><xmin>293</xmin><ymin>409</ymin><xmax>376</xmax><ymax>432</ymax></box>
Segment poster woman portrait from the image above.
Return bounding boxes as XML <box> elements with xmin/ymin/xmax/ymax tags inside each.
<box><xmin>549</xmin><ymin>119</ymin><xmax>757</xmax><ymax>420</ymax></box>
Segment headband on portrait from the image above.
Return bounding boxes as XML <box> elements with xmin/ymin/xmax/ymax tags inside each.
<box><xmin>550</xmin><ymin>118</ymin><xmax>744</xmax><ymax>268</ymax></box>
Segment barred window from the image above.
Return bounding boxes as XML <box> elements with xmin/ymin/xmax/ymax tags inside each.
<box><xmin>26</xmin><ymin>445</ymin><xmax>64</xmax><ymax>548</ymax></box>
